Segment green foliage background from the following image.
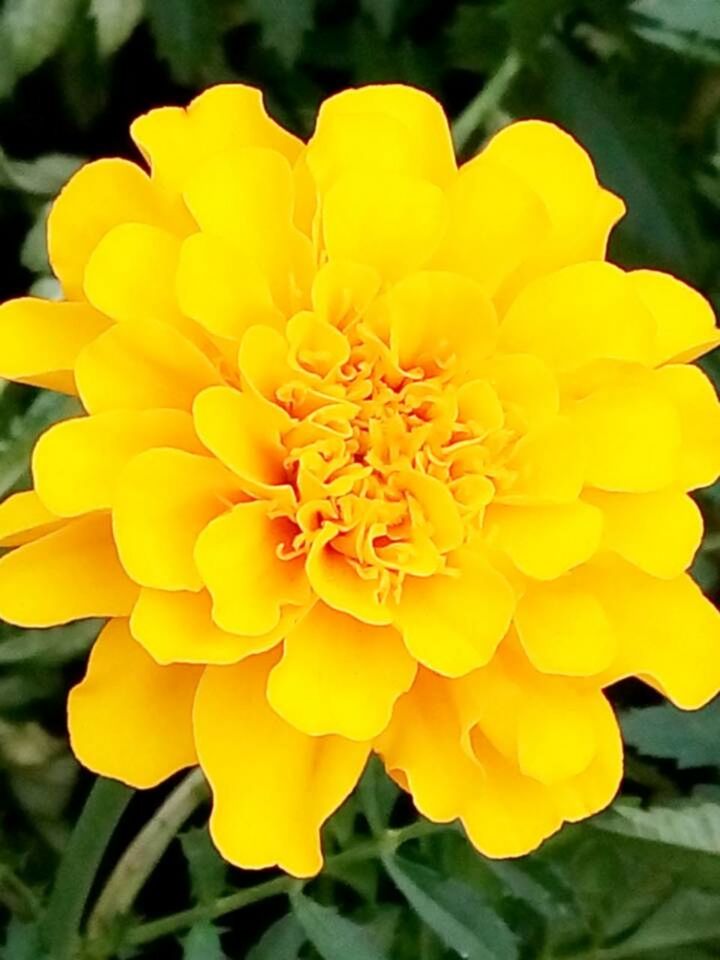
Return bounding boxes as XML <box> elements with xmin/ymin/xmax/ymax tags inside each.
<box><xmin>2</xmin><ymin>0</ymin><xmax>720</xmax><ymax>957</ymax></box>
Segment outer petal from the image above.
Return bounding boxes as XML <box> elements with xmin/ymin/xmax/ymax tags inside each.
<box><xmin>322</xmin><ymin>172</ymin><xmax>446</xmax><ymax>282</ymax></box>
<box><xmin>0</xmin><ymin>298</ymin><xmax>110</xmax><ymax>394</ymax></box>
<box><xmin>498</xmin><ymin>416</ymin><xmax>585</xmax><ymax>505</ymax></box>
<box><xmin>485</xmin><ymin>501</ymin><xmax>603</xmax><ymax>580</ymax></box>
<box><xmin>500</xmin><ymin>263</ymin><xmax>654</xmax><ymax>373</ymax></box>
<box><xmin>583</xmin><ymin>488</ymin><xmax>703</xmax><ymax>578</ymax></box>
<box><xmin>394</xmin><ymin>547</ymin><xmax>515</xmax><ymax>677</ymax></box>
<box><xmin>194</xmin><ymin>502</ymin><xmax>309</xmax><ymax>635</ymax></box>
<box><xmin>48</xmin><ymin>158</ymin><xmax>191</xmax><ymax>299</ymax></box>
<box><xmin>0</xmin><ymin>513</ymin><xmax>137</xmax><ymax>626</ymax></box>
<box><xmin>431</xmin><ymin>155</ymin><xmax>549</xmax><ymax>297</ymax></box>
<box><xmin>578</xmin><ymin>558</ymin><xmax>720</xmax><ymax>708</ymax></box>
<box><xmin>0</xmin><ymin>491</ymin><xmax>63</xmax><ymax>547</ymax></box>
<box><xmin>267</xmin><ymin>603</ymin><xmax>416</xmax><ymax>740</ymax></box>
<box><xmin>130</xmin><ymin>588</ymin><xmax>293</xmax><ymax>665</ymax></box>
<box><xmin>194</xmin><ymin>651</ymin><xmax>369</xmax><ymax>876</ymax></box>
<box><xmin>113</xmin><ymin>449</ymin><xmax>242</xmax><ymax>591</ymax></box>
<box><xmin>131</xmin><ymin>84</ymin><xmax>302</xmax><ymax>193</ymax></box>
<box><xmin>76</xmin><ymin>317</ymin><xmax>222</xmax><ymax>414</ymax></box>
<box><xmin>68</xmin><ymin>619</ymin><xmax>200</xmax><ymax>788</ymax></box>
<box><xmin>310</xmin><ymin>84</ymin><xmax>456</xmax><ymax>188</ymax></box>
<box><xmin>32</xmin><ymin>409</ymin><xmax>203</xmax><ymax>517</ymax></box>
<box><xmin>515</xmin><ymin>580</ymin><xmax>617</xmax><ymax>677</ymax></box>
<box><xmin>655</xmin><ymin>364</ymin><xmax>720</xmax><ymax>490</ymax></box>
<box><xmin>478</xmin><ymin>353</ymin><xmax>559</xmax><ymax>431</ymax></box>
<box><xmin>570</xmin><ymin>367</ymin><xmax>681</xmax><ymax>493</ymax></box>
<box><xmin>482</xmin><ymin>121</ymin><xmax>625</xmax><ymax>295</ymax></box>
<box><xmin>628</xmin><ymin>270</ymin><xmax>720</xmax><ymax>365</ymax></box>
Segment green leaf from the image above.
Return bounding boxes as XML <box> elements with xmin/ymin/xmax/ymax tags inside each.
<box><xmin>246</xmin><ymin>0</ymin><xmax>316</xmax><ymax>68</ymax></box>
<box><xmin>358</xmin><ymin>755</ymin><xmax>399</xmax><ymax>835</ymax></box>
<box><xmin>180</xmin><ymin>826</ymin><xmax>226</xmax><ymax>904</ymax></box>
<box><xmin>382</xmin><ymin>855</ymin><xmax>518</xmax><ymax>960</ymax></box>
<box><xmin>0</xmin><ymin>148</ymin><xmax>83</xmax><ymax>196</ymax></box>
<box><xmin>606</xmin><ymin>889</ymin><xmax>720</xmax><ymax>957</ymax></box>
<box><xmin>145</xmin><ymin>0</ymin><xmax>219</xmax><ymax>84</ymax></box>
<box><xmin>1</xmin><ymin>0</ymin><xmax>80</xmax><ymax>77</ymax></box>
<box><xmin>631</xmin><ymin>0</ymin><xmax>720</xmax><ymax>40</ymax></box>
<box><xmin>182</xmin><ymin>921</ymin><xmax>226</xmax><ymax>960</ymax></box>
<box><xmin>0</xmin><ymin>620</ymin><xmax>98</xmax><ymax>666</ymax></box>
<box><xmin>360</xmin><ymin>0</ymin><xmax>400</xmax><ymax>39</ymax></box>
<box><xmin>247</xmin><ymin>915</ymin><xmax>306</xmax><ymax>960</ymax></box>
<box><xmin>291</xmin><ymin>891</ymin><xmax>388</xmax><ymax>960</ymax></box>
<box><xmin>1</xmin><ymin>919</ymin><xmax>48</xmax><ymax>960</ymax></box>
<box><xmin>540</xmin><ymin>43</ymin><xmax>704</xmax><ymax>280</ymax></box>
<box><xmin>621</xmin><ymin>700</ymin><xmax>720</xmax><ymax>769</ymax></box>
<box><xmin>90</xmin><ymin>0</ymin><xmax>145</xmax><ymax>56</ymax></box>
<box><xmin>505</xmin><ymin>0</ymin><xmax>572</xmax><ymax>53</ymax></box>
<box><xmin>595</xmin><ymin>802</ymin><xmax>720</xmax><ymax>853</ymax></box>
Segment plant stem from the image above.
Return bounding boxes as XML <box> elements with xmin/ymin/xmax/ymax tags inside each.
<box><xmin>452</xmin><ymin>50</ymin><xmax>522</xmax><ymax>153</ymax></box>
<box><xmin>86</xmin><ymin>769</ymin><xmax>208</xmax><ymax>948</ymax></box>
<box><xmin>40</xmin><ymin>777</ymin><xmax>133</xmax><ymax>960</ymax></box>
<box><xmin>126</xmin><ymin>818</ymin><xmax>447</xmax><ymax>948</ymax></box>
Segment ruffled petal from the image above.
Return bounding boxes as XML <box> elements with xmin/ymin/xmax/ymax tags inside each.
<box><xmin>267</xmin><ymin>602</ymin><xmax>416</xmax><ymax>740</ymax></box>
<box><xmin>0</xmin><ymin>513</ymin><xmax>137</xmax><ymax>626</ymax></box>
<box><xmin>32</xmin><ymin>409</ymin><xmax>203</xmax><ymax>517</ymax></box>
<box><xmin>113</xmin><ymin>449</ymin><xmax>242</xmax><ymax>591</ymax></box>
<box><xmin>0</xmin><ymin>297</ymin><xmax>110</xmax><ymax>393</ymax></box>
<box><xmin>194</xmin><ymin>501</ymin><xmax>310</xmax><ymax>635</ymax></box>
<box><xmin>68</xmin><ymin>619</ymin><xmax>200</xmax><ymax>787</ymax></box>
<box><xmin>393</xmin><ymin>547</ymin><xmax>514</xmax><ymax>677</ymax></box>
<box><xmin>194</xmin><ymin>651</ymin><xmax>369</xmax><ymax>876</ymax></box>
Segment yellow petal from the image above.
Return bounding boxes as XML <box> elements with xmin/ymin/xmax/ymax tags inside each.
<box><xmin>322</xmin><ymin>172</ymin><xmax>446</xmax><ymax>282</ymax></box>
<box><xmin>570</xmin><ymin>367</ymin><xmax>681</xmax><ymax>492</ymax></box>
<box><xmin>48</xmin><ymin>159</ymin><xmax>190</xmax><ymax>299</ymax></box>
<box><xmin>583</xmin><ymin>488</ymin><xmax>703</xmax><ymax>578</ymax></box>
<box><xmin>194</xmin><ymin>501</ymin><xmax>309</xmax><ymax>635</ymax></box>
<box><xmin>113</xmin><ymin>449</ymin><xmax>242</xmax><ymax>591</ymax></box>
<box><xmin>515</xmin><ymin>579</ymin><xmax>617</xmax><ymax>676</ymax></box>
<box><xmin>311</xmin><ymin>260</ymin><xmax>381</xmax><ymax>325</ymax></box>
<box><xmin>311</xmin><ymin>84</ymin><xmax>456</xmax><ymax>188</ymax></box>
<box><xmin>0</xmin><ymin>513</ymin><xmax>137</xmax><ymax>626</ymax></box>
<box><xmin>478</xmin><ymin>353</ymin><xmax>559</xmax><ymax>431</ymax></box>
<box><xmin>131</xmin><ymin>84</ymin><xmax>302</xmax><ymax>193</ymax></box>
<box><xmin>305</xmin><ymin>523</ymin><xmax>393</xmax><ymax>626</ymax></box>
<box><xmin>33</xmin><ymin>409</ymin><xmax>203</xmax><ymax>517</ymax></box>
<box><xmin>194</xmin><ymin>651</ymin><xmax>368</xmax><ymax>876</ymax></box>
<box><xmin>482</xmin><ymin>120</ymin><xmax>625</xmax><ymax>296</ymax></box>
<box><xmin>130</xmin><ymin>588</ymin><xmax>291</xmax><ymax>665</ymax></box>
<box><xmin>177</xmin><ymin>233</ymin><xmax>284</xmax><ymax>340</ymax></box>
<box><xmin>579</xmin><ymin>557</ymin><xmax>720</xmax><ymax>708</ymax></box>
<box><xmin>0</xmin><ymin>491</ymin><xmax>64</xmax><ymax>547</ymax></box>
<box><xmin>76</xmin><ymin>316</ymin><xmax>221</xmax><ymax>413</ymax></box>
<box><xmin>432</xmin><ymin>155</ymin><xmax>549</xmax><ymax>297</ymax></box>
<box><xmin>485</xmin><ymin>501</ymin><xmax>603</xmax><ymax>580</ymax></box>
<box><xmin>0</xmin><ymin>297</ymin><xmax>110</xmax><ymax>394</ymax></box>
<box><xmin>268</xmin><ymin>602</ymin><xmax>416</xmax><ymax>740</ymax></box>
<box><xmin>386</xmin><ymin>271</ymin><xmax>497</xmax><ymax>380</ymax></box>
<box><xmin>628</xmin><ymin>269</ymin><xmax>720</xmax><ymax>365</ymax></box>
<box><xmin>499</xmin><ymin>416</ymin><xmax>585</xmax><ymax>505</ymax></box>
<box><xmin>68</xmin><ymin>619</ymin><xmax>200</xmax><ymax>787</ymax></box>
<box><xmin>500</xmin><ymin>263</ymin><xmax>654</xmax><ymax>373</ymax></box>
<box><xmin>394</xmin><ymin>547</ymin><xmax>515</xmax><ymax>677</ymax></box>
<box><xmin>655</xmin><ymin>364</ymin><xmax>720</xmax><ymax>490</ymax></box>
<box><xmin>375</xmin><ymin>668</ymin><xmax>485</xmax><ymax>823</ymax></box>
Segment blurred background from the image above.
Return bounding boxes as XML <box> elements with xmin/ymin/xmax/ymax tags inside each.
<box><xmin>2</xmin><ymin>1</ymin><xmax>720</xmax><ymax>958</ymax></box>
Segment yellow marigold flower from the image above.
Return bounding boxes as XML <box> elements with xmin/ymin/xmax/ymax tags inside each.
<box><xmin>1</xmin><ymin>84</ymin><xmax>720</xmax><ymax>876</ymax></box>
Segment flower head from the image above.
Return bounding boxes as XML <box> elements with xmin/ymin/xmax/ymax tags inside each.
<box><xmin>1</xmin><ymin>84</ymin><xmax>720</xmax><ymax>876</ymax></box>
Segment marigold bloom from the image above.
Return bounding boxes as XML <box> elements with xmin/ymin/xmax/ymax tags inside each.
<box><xmin>1</xmin><ymin>84</ymin><xmax>720</xmax><ymax>876</ymax></box>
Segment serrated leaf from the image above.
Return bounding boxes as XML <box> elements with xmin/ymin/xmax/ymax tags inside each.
<box><xmin>609</xmin><ymin>889</ymin><xmax>720</xmax><ymax>955</ymax></box>
<box><xmin>0</xmin><ymin>148</ymin><xmax>83</xmax><ymax>196</ymax></box>
<box><xmin>180</xmin><ymin>826</ymin><xmax>226</xmax><ymax>904</ymax></box>
<box><xmin>182</xmin><ymin>921</ymin><xmax>226</xmax><ymax>960</ymax></box>
<box><xmin>90</xmin><ymin>0</ymin><xmax>145</xmax><ymax>57</ymax></box>
<box><xmin>0</xmin><ymin>620</ymin><xmax>98</xmax><ymax>666</ymax></box>
<box><xmin>621</xmin><ymin>700</ymin><xmax>720</xmax><ymax>769</ymax></box>
<box><xmin>360</xmin><ymin>0</ymin><xmax>400</xmax><ymax>38</ymax></box>
<box><xmin>383</xmin><ymin>855</ymin><xmax>518</xmax><ymax>960</ymax></box>
<box><xmin>145</xmin><ymin>0</ymin><xmax>218</xmax><ymax>84</ymax></box>
<box><xmin>247</xmin><ymin>915</ymin><xmax>306</xmax><ymax>960</ymax></box>
<box><xmin>358</xmin><ymin>755</ymin><xmax>399</xmax><ymax>835</ymax></box>
<box><xmin>291</xmin><ymin>891</ymin><xmax>388</xmax><ymax>960</ymax></box>
<box><xmin>2</xmin><ymin>0</ymin><xmax>80</xmax><ymax>77</ymax></box>
<box><xmin>595</xmin><ymin>802</ymin><xmax>720</xmax><ymax>853</ymax></box>
<box><xmin>246</xmin><ymin>0</ymin><xmax>316</xmax><ymax>68</ymax></box>
<box><xmin>540</xmin><ymin>43</ymin><xmax>704</xmax><ymax>280</ymax></box>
